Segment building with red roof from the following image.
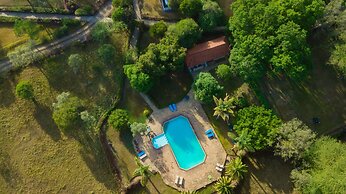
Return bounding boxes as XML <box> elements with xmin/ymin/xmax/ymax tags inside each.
<box><xmin>185</xmin><ymin>36</ymin><xmax>230</xmax><ymax>72</ymax></box>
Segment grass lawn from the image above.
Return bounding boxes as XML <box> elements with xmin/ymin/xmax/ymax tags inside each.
<box><xmin>0</xmin><ymin>31</ymin><xmax>129</xmax><ymax>193</ymax></box>
<box><xmin>139</xmin><ymin>0</ymin><xmax>180</xmax><ymax>20</ymax></box>
<box><xmin>260</xmin><ymin>32</ymin><xmax>346</xmax><ymax>135</ymax></box>
<box><xmin>147</xmin><ymin>69</ymin><xmax>193</xmax><ymax>109</ymax></box>
<box><xmin>0</xmin><ymin>0</ymin><xmax>101</xmax><ymax>9</ymax></box>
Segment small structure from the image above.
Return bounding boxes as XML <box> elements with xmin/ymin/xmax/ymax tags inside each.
<box><xmin>185</xmin><ymin>36</ymin><xmax>230</xmax><ymax>72</ymax></box>
<box><xmin>161</xmin><ymin>0</ymin><xmax>172</xmax><ymax>12</ymax></box>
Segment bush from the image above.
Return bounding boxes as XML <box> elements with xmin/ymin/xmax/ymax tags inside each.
<box><xmin>193</xmin><ymin>72</ymin><xmax>223</xmax><ymax>104</ymax></box>
<box><xmin>98</xmin><ymin>44</ymin><xmax>116</xmax><ymax>64</ymax></box>
<box><xmin>108</xmin><ymin>109</ymin><xmax>130</xmax><ymax>130</ymax></box>
<box><xmin>149</xmin><ymin>21</ymin><xmax>167</xmax><ymax>38</ymax></box>
<box><xmin>53</xmin><ymin>25</ymin><xmax>69</xmax><ymax>39</ymax></box>
<box><xmin>216</xmin><ymin>64</ymin><xmax>232</xmax><ymax>80</ymax></box>
<box><xmin>75</xmin><ymin>5</ymin><xmax>93</xmax><ymax>16</ymax></box>
<box><xmin>15</xmin><ymin>81</ymin><xmax>34</xmax><ymax>101</ymax></box>
<box><xmin>167</xmin><ymin>18</ymin><xmax>202</xmax><ymax>48</ymax></box>
<box><xmin>143</xmin><ymin>109</ymin><xmax>150</xmax><ymax>117</ymax></box>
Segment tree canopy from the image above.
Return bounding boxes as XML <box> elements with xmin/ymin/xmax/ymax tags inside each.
<box><xmin>15</xmin><ymin>81</ymin><xmax>34</xmax><ymax>101</ymax></box>
<box><xmin>167</xmin><ymin>18</ymin><xmax>202</xmax><ymax>48</ymax></box>
<box><xmin>91</xmin><ymin>19</ymin><xmax>114</xmax><ymax>43</ymax></box>
<box><xmin>108</xmin><ymin>109</ymin><xmax>129</xmax><ymax>131</ymax></box>
<box><xmin>291</xmin><ymin>137</ymin><xmax>346</xmax><ymax>193</ymax></box>
<box><xmin>8</xmin><ymin>41</ymin><xmax>40</xmax><ymax>68</ymax></box>
<box><xmin>198</xmin><ymin>0</ymin><xmax>224</xmax><ymax>31</ymax></box>
<box><xmin>234</xmin><ymin>106</ymin><xmax>281</xmax><ymax>150</ymax></box>
<box><xmin>275</xmin><ymin>118</ymin><xmax>316</xmax><ymax>163</ymax></box>
<box><xmin>68</xmin><ymin>54</ymin><xmax>84</xmax><ymax>74</ymax></box>
<box><xmin>98</xmin><ymin>44</ymin><xmax>116</xmax><ymax>64</ymax></box>
<box><xmin>149</xmin><ymin>21</ymin><xmax>167</xmax><ymax>38</ymax></box>
<box><xmin>229</xmin><ymin>0</ymin><xmax>325</xmax><ymax>81</ymax></box>
<box><xmin>194</xmin><ymin>72</ymin><xmax>223</xmax><ymax>104</ymax></box>
<box><xmin>130</xmin><ymin>122</ymin><xmax>147</xmax><ymax>136</ymax></box>
<box><xmin>216</xmin><ymin>64</ymin><xmax>232</xmax><ymax>80</ymax></box>
<box><xmin>179</xmin><ymin>0</ymin><xmax>202</xmax><ymax>18</ymax></box>
<box><xmin>14</xmin><ymin>19</ymin><xmax>41</xmax><ymax>39</ymax></box>
<box><xmin>52</xmin><ymin>92</ymin><xmax>83</xmax><ymax>131</ymax></box>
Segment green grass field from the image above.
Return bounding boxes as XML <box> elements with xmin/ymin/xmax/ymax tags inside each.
<box><xmin>0</xmin><ymin>0</ymin><xmax>99</xmax><ymax>9</ymax></box>
<box><xmin>0</xmin><ymin>31</ymin><xmax>129</xmax><ymax>193</ymax></box>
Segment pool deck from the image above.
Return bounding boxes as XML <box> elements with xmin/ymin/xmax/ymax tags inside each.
<box><xmin>134</xmin><ymin>90</ymin><xmax>228</xmax><ymax>191</ymax></box>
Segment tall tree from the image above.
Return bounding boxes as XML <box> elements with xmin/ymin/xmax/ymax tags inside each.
<box><xmin>193</xmin><ymin>72</ymin><xmax>223</xmax><ymax>104</ymax></box>
<box><xmin>198</xmin><ymin>0</ymin><xmax>224</xmax><ymax>31</ymax></box>
<box><xmin>133</xmin><ymin>157</ymin><xmax>153</xmax><ymax>187</ymax></box>
<box><xmin>15</xmin><ymin>81</ymin><xmax>34</xmax><ymax>101</ymax></box>
<box><xmin>68</xmin><ymin>54</ymin><xmax>84</xmax><ymax>74</ymax></box>
<box><xmin>275</xmin><ymin>118</ymin><xmax>316</xmax><ymax>163</ymax></box>
<box><xmin>8</xmin><ymin>41</ymin><xmax>40</xmax><ymax>68</ymax></box>
<box><xmin>149</xmin><ymin>21</ymin><xmax>167</xmax><ymax>38</ymax></box>
<box><xmin>213</xmin><ymin>94</ymin><xmax>236</xmax><ymax>122</ymax></box>
<box><xmin>225</xmin><ymin>157</ymin><xmax>248</xmax><ymax>180</ymax></box>
<box><xmin>98</xmin><ymin>44</ymin><xmax>116</xmax><ymax>64</ymax></box>
<box><xmin>124</xmin><ymin>64</ymin><xmax>154</xmax><ymax>93</ymax></box>
<box><xmin>167</xmin><ymin>18</ymin><xmax>202</xmax><ymax>48</ymax></box>
<box><xmin>108</xmin><ymin>109</ymin><xmax>130</xmax><ymax>131</ymax></box>
<box><xmin>214</xmin><ymin>176</ymin><xmax>236</xmax><ymax>194</ymax></box>
<box><xmin>179</xmin><ymin>0</ymin><xmax>202</xmax><ymax>18</ymax></box>
<box><xmin>234</xmin><ymin>106</ymin><xmax>281</xmax><ymax>150</ymax></box>
<box><xmin>14</xmin><ymin>19</ymin><xmax>41</xmax><ymax>39</ymax></box>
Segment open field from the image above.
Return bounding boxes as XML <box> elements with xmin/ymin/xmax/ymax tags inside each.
<box><xmin>139</xmin><ymin>0</ymin><xmax>180</xmax><ymax>20</ymax></box>
<box><xmin>0</xmin><ymin>31</ymin><xmax>129</xmax><ymax>193</ymax></box>
<box><xmin>261</xmin><ymin>32</ymin><xmax>346</xmax><ymax>134</ymax></box>
<box><xmin>0</xmin><ymin>0</ymin><xmax>100</xmax><ymax>9</ymax></box>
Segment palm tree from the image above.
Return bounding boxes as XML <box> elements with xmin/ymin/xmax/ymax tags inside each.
<box><xmin>214</xmin><ymin>176</ymin><xmax>237</xmax><ymax>194</ymax></box>
<box><xmin>225</xmin><ymin>157</ymin><xmax>248</xmax><ymax>180</ymax></box>
<box><xmin>213</xmin><ymin>94</ymin><xmax>236</xmax><ymax>123</ymax></box>
<box><xmin>232</xmin><ymin>131</ymin><xmax>255</xmax><ymax>157</ymax></box>
<box><xmin>133</xmin><ymin>157</ymin><xmax>153</xmax><ymax>187</ymax></box>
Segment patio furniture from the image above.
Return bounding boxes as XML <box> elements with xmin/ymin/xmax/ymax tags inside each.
<box><xmin>175</xmin><ymin>176</ymin><xmax>180</xmax><ymax>185</ymax></box>
<box><xmin>137</xmin><ymin>151</ymin><xmax>147</xmax><ymax>160</ymax></box>
<box><xmin>217</xmin><ymin>163</ymin><xmax>224</xmax><ymax>169</ymax></box>
<box><xmin>179</xmin><ymin>176</ymin><xmax>184</xmax><ymax>186</ymax></box>
<box><xmin>216</xmin><ymin>166</ymin><xmax>223</xmax><ymax>172</ymax></box>
<box><xmin>205</xmin><ymin>129</ymin><xmax>213</xmax><ymax>135</ymax></box>
<box><xmin>169</xmin><ymin>104</ymin><xmax>174</xmax><ymax>112</ymax></box>
<box><xmin>206</xmin><ymin>129</ymin><xmax>215</xmax><ymax>139</ymax></box>
<box><xmin>172</xmin><ymin>103</ymin><xmax>177</xmax><ymax>111</ymax></box>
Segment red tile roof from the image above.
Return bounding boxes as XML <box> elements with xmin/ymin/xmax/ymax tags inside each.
<box><xmin>185</xmin><ymin>36</ymin><xmax>230</xmax><ymax>68</ymax></box>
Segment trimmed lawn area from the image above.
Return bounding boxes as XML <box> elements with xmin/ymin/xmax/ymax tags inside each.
<box><xmin>0</xmin><ymin>31</ymin><xmax>129</xmax><ymax>192</ymax></box>
<box><xmin>260</xmin><ymin>32</ymin><xmax>346</xmax><ymax>135</ymax></box>
<box><xmin>139</xmin><ymin>0</ymin><xmax>180</xmax><ymax>20</ymax></box>
<box><xmin>147</xmin><ymin>69</ymin><xmax>193</xmax><ymax>109</ymax></box>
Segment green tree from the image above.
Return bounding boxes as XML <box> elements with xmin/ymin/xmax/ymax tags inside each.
<box><xmin>234</xmin><ymin>106</ymin><xmax>281</xmax><ymax>150</ymax></box>
<box><xmin>133</xmin><ymin>157</ymin><xmax>153</xmax><ymax>186</ymax></box>
<box><xmin>275</xmin><ymin>118</ymin><xmax>316</xmax><ymax>163</ymax></box>
<box><xmin>225</xmin><ymin>157</ymin><xmax>248</xmax><ymax>180</ymax></box>
<box><xmin>213</xmin><ymin>94</ymin><xmax>236</xmax><ymax>122</ymax></box>
<box><xmin>330</xmin><ymin>33</ymin><xmax>346</xmax><ymax>77</ymax></box>
<box><xmin>98</xmin><ymin>44</ymin><xmax>116</xmax><ymax>64</ymax></box>
<box><xmin>271</xmin><ymin>22</ymin><xmax>311</xmax><ymax>80</ymax></box>
<box><xmin>292</xmin><ymin>137</ymin><xmax>346</xmax><ymax>193</ymax></box>
<box><xmin>130</xmin><ymin>122</ymin><xmax>147</xmax><ymax>136</ymax></box>
<box><xmin>108</xmin><ymin>109</ymin><xmax>129</xmax><ymax>130</ymax></box>
<box><xmin>216</xmin><ymin>64</ymin><xmax>232</xmax><ymax>80</ymax></box>
<box><xmin>8</xmin><ymin>41</ymin><xmax>39</xmax><ymax>68</ymax></box>
<box><xmin>52</xmin><ymin>92</ymin><xmax>83</xmax><ymax>131</ymax></box>
<box><xmin>14</xmin><ymin>19</ymin><xmax>41</xmax><ymax>39</ymax></box>
<box><xmin>193</xmin><ymin>72</ymin><xmax>223</xmax><ymax>104</ymax></box>
<box><xmin>198</xmin><ymin>0</ymin><xmax>224</xmax><ymax>31</ymax></box>
<box><xmin>68</xmin><ymin>54</ymin><xmax>84</xmax><ymax>74</ymax></box>
<box><xmin>80</xmin><ymin>110</ymin><xmax>96</xmax><ymax>129</ymax></box>
<box><xmin>232</xmin><ymin>130</ymin><xmax>255</xmax><ymax>157</ymax></box>
<box><xmin>124</xmin><ymin>64</ymin><xmax>154</xmax><ymax>93</ymax></box>
<box><xmin>15</xmin><ymin>81</ymin><xmax>34</xmax><ymax>101</ymax></box>
<box><xmin>91</xmin><ymin>19</ymin><xmax>114</xmax><ymax>43</ymax></box>
<box><xmin>149</xmin><ymin>21</ymin><xmax>168</xmax><ymax>38</ymax></box>
<box><xmin>167</xmin><ymin>18</ymin><xmax>202</xmax><ymax>48</ymax></box>
<box><xmin>179</xmin><ymin>0</ymin><xmax>202</xmax><ymax>18</ymax></box>
<box><xmin>214</xmin><ymin>176</ymin><xmax>236</xmax><ymax>194</ymax></box>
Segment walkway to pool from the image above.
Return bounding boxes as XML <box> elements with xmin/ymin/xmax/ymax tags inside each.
<box><xmin>135</xmin><ymin>90</ymin><xmax>228</xmax><ymax>191</ymax></box>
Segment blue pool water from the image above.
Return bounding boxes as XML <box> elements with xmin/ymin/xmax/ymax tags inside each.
<box><xmin>163</xmin><ymin>115</ymin><xmax>206</xmax><ymax>170</ymax></box>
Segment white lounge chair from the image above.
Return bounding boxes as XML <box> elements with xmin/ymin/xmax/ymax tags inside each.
<box><xmin>139</xmin><ymin>153</ymin><xmax>147</xmax><ymax>160</ymax></box>
<box><xmin>179</xmin><ymin>176</ymin><xmax>184</xmax><ymax>186</ymax></box>
<box><xmin>216</xmin><ymin>166</ymin><xmax>223</xmax><ymax>172</ymax></box>
<box><xmin>217</xmin><ymin>163</ymin><xmax>224</xmax><ymax>169</ymax></box>
<box><xmin>175</xmin><ymin>176</ymin><xmax>180</xmax><ymax>185</ymax></box>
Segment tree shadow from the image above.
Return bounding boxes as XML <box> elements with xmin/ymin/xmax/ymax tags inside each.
<box><xmin>119</xmin><ymin>128</ymin><xmax>136</xmax><ymax>155</ymax></box>
<box><xmin>33</xmin><ymin>103</ymin><xmax>61</xmax><ymax>141</ymax></box>
<box><xmin>0</xmin><ymin>77</ymin><xmax>16</xmax><ymax>108</ymax></box>
<box><xmin>0</xmin><ymin>151</ymin><xmax>22</xmax><ymax>189</ymax></box>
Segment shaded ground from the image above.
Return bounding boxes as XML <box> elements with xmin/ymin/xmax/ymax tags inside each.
<box><xmin>148</xmin><ymin>69</ymin><xmax>193</xmax><ymax>109</ymax></box>
<box><xmin>0</xmin><ymin>31</ymin><xmax>128</xmax><ymax>192</ymax></box>
<box><xmin>238</xmin><ymin>151</ymin><xmax>294</xmax><ymax>194</ymax></box>
<box><xmin>139</xmin><ymin>0</ymin><xmax>180</xmax><ymax>20</ymax></box>
<box><xmin>0</xmin><ymin>0</ymin><xmax>101</xmax><ymax>10</ymax></box>
<box><xmin>216</xmin><ymin>0</ymin><xmax>233</xmax><ymax>17</ymax></box>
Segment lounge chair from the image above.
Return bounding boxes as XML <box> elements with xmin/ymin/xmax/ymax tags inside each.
<box><xmin>172</xmin><ymin>103</ymin><xmax>177</xmax><ymax>111</ymax></box>
<box><xmin>179</xmin><ymin>176</ymin><xmax>184</xmax><ymax>186</ymax></box>
<box><xmin>168</xmin><ymin>104</ymin><xmax>174</xmax><ymax>112</ymax></box>
<box><xmin>217</xmin><ymin>163</ymin><xmax>224</xmax><ymax>169</ymax></box>
<box><xmin>139</xmin><ymin>153</ymin><xmax>147</xmax><ymax>160</ymax></box>
<box><xmin>216</xmin><ymin>166</ymin><xmax>223</xmax><ymax>172</ymax></box>
<box><xmin>137</xmin><ymin>151</ymin><xmax>145</xmax><ymax>157</ymax></box>
<box><xmin>175</xmin><ymin>176</ymin><xmax>180</xmax><ymax>185</ymax></box>
<box><xmin>205</xmin><ymin>129</ymin><xmax>213</xmax><ymax>135</ymax></box>
<box><xmin>207</xmin><ymin>132</ymin><xmax>215</xmax><ymax>139</ymax></box>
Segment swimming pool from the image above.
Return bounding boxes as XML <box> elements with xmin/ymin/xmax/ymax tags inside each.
<box><xmin>163</xmin><ymin>115</ymin><xmax>206</xmax><ymax>170</ymax></box>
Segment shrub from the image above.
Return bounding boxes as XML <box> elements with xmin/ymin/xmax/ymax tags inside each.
<box><xmin>108</xmin><ymin>109</ymin><xmax>130</xmax><ymax>130</ymax></box>
<box><xmin>143</xmin><ymin>109</ymin><xmax>150</xmax><ymax>117</ymax></box>
<box><xmin>149</xmin><ymin>21</ymin><xmax>167</xmax><ymax>38</ymax></box>
<box><xmin>15</xmin><ymin>81</ymin><xmax>34</xmax><ymax>101</ymax></box>
<box><xmin>216</xmin><ymin>64</ymin><xmax>232</xmax><ymax>80</ymax></box>
<box><xmin>53</xmin><ymin>25</ymin><xmax>69</xmax><ymax>39</ymax></box>
<box><xmin>193</xmin><ymin>72</ymin><xmax>223</xmax><ymax>104</ymax></box>
<box><xmin>98</xmin><ymin>44</ymin><xmax>116</xmax><ymax>64</ymax></box>
<box><xmin>75</xmin><ymin>5</ymin><xmax>93</xmax><ymax>16</ymax></box>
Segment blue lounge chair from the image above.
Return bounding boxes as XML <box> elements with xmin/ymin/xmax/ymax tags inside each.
<box><xmin>168</xmin><ymin>104</ymin><xmax>174</xmax><ymax>112</ymax></box>
<box><xmin>172</xmin><ymin>103</ymin><xmax>177</xmax><ymax>111</ymax></box>
<box><xmin>207</xmin><ymin>132</ymin><xmax>215</xmax><ymax>139</ymax></box>
<box><xmin>205</xmin><ymin>129</ymin><xmax>213</xmax><ymax>135</ymax></box>
<box><xmin>137</xmin><ymin>151</ymin><xmax>145</xmax><ymax>157</ymax></box>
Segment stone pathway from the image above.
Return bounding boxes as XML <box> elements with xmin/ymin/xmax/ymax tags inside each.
<box><xmin>139</xmin><ymin>93</ymin><xmax>158</xmax><ymax>112</ymax></box>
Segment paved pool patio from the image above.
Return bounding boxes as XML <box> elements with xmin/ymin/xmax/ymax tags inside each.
<box><xmin>134</xmin><ymin>90</ymin><xmax>227</xmax><ymax>191</ymax></box>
